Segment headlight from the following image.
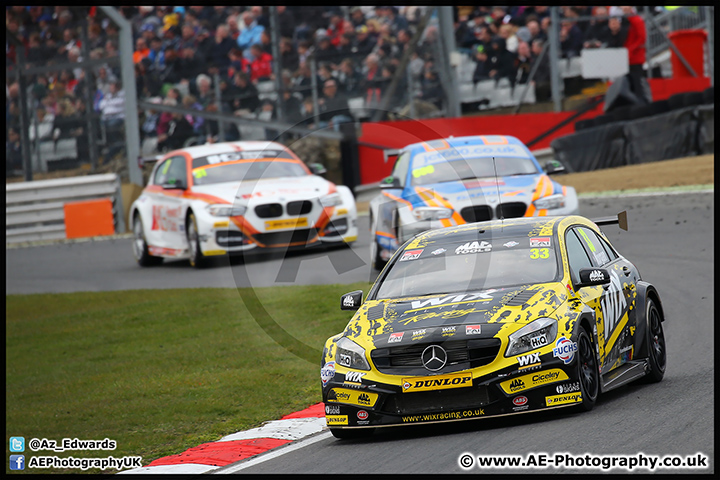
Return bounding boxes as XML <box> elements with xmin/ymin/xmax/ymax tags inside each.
<box><xmin>336</xmin><ymin>337</ymin><xmax>370</xmax><ymax>371</ymax></box>
<box><xmin>206</xmin><ymin>204</ymin><xmax>247</xmax><ymax>217</ymax></box>
<box><xmin>505</xmin><ymin>318</ymin><xmax>558</xmax><ymax>357</ymax></box>
<box><xmin>412</xmin><ymin>206</ymin><xmax>453</xmax><ymax>221</ymax></box>
<box><xmin>319</xmin><ymin>193</ymin><xmax>342</xmax><ymax>207</ymax></box>
<box><xmin>533</xmin><ymin>194</ymin><xmax>565</xmax><ymax>210</ymax></box>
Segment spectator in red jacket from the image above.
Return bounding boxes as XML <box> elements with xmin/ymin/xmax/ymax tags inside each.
<box><xmin>247</xmin><ymin>44</ymin><xmax>273</xmax><ymax>82</ymax></box>
<box><xmin>621</xmin><ymin>6</ymin><xmax>651</xmax><ymax>104</ymax></box>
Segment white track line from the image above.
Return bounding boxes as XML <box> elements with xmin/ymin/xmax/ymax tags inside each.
<box><xmin>213</xmin><ymin>430</ymin><xmax>333</xmax><ymax>473</ymax></box>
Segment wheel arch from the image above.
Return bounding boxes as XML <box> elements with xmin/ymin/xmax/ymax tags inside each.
<box><xmin>633</xmin><ymin>281</ymin><xmax>665</xmax><ymax>359</ymax></box>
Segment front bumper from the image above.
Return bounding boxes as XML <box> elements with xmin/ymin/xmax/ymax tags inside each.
<box><xmin>322</xmin><ymin>358</ymin><xmax>582</xmax><ymax>429</ymax></box>
<box><xmin>197</xmin><ymin>212</ymin><xmax>358</xmax><ymax>256</ymax></box>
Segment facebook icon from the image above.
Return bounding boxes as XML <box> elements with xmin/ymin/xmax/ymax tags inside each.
<box><xmin>10</xmin><ymin>455</ymin><xmax>25</xmax><ymax>470</ymax></box>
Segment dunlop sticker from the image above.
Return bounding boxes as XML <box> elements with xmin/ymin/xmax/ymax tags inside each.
<box><xmin>325</xmin><ymin>415</ymin><xmax>348</xmax><ymax>426</ymax></box>
<box><xmin>265</xmin><ymin>218</ymin><xmax>308</xmax><ymax>230</ymax></box>
<box><xmin>545</xmin><ymin>392</ymin><xmax>582</xmax><ymax>406</ymax></box>
<box><xmin>402</xmin><ymin>372</ymin><xmax>473</xmax><ymax>393</ymax></box>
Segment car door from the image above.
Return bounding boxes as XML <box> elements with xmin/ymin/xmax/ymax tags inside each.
<box><xmin>147</xmin><ymin>155</ymin><xmax>188</xmax><ymax>250</ymax></box>
<box><xmin>575</xmin><ymin>226</ymin><xmax>639</xmax><ymax>374</ymax></box>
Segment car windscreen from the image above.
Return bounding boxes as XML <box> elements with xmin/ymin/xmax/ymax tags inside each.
<box><xmin>375</xmin><ymin>236</ymin><xmax>558</xmax><ymax>299</ymax></box>
<box><xmin>191</xmin><ymin>150</ymin><xmax>295</xmax><ymax>169</ymax></box>
<box><xmin>192</xmin><ymin>160</ymin><xmax>308</xmax><ymax>186</ymax></box>
<box><xmin>411</xmin><ymin>156</ymin><xmax>539</xmax><ymax>186</ymax></box>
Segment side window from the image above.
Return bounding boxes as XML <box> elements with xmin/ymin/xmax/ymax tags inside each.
<box><xmin>392</xmin><ymin>152</ymin><xmax>411</xmax><ymax>187</ymax></box>
<box><xmin>596</xmin><ymin>232</ymin><xmax>619</xmax><ymax>262</ymax></box>
<box><xmin>154</xmin><ymin>156</ymin><xmax>187</xmax><ymax>187</ymax></box>
<box><xmin>565</xmin><ymin>229</ymin><xmax>593</xmax><ymax>284</ymax></box>
<box><xmin>576</xmin><ymin>226</ymin><xmax>612</xmax><ymax>266</ymax></box>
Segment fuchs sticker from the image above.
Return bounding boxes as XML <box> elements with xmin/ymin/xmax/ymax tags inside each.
<box><xmin>357</xmin><ymin>410</ymin><xmax>369</xmax><ymax>420</ymax></box>
<box><xmin>321</xmin><ymin>361</ymin><xmax>336</xmax><ymax>386</ymax></box>
<box><xmin>388</xmin><ymin>332</ymin><xmax>404</xmax><ymax>343</ymax></box>
<box><xmin>400</xmin><ymin>249</ymin><xmax>424</xmax><ymax>261</ymax></box>
<box><xmin>530</xmin><ymin>237</ymin><xmax>551</xmax><ymax>247</ymax></box>
<box><xmin>503</xmin><ymin>241</ymin><xmax>519</xmax><ymax>248</ymax></box>
<box><xmin>513</xmin><ymin>396</ymin><xmax>528</xmax><ymax>406</ymax></box>
<box><xmin>552</xmin><ymin>337</ymin><xmax>578</xmax><ymax>364</ymax></box>
<box><xmin>431</xmin><ymin>248</ymin><xmax>447</xmax><ymax>255</ymax></box>
<box><xmin>455</xmin><ymin>241</ymin><xmax>492</xmax><ymax>254</ymax></box>
<box><xmin>465</xmin><ymin>325</ymin><xmax>482</xmax><ymax>335</ymax></box>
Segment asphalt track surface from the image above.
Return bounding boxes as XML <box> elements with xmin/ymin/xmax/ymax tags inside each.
<box><xmin>5</xmin><ymin>192</ymin><xmax>715</xmax><ymax>474</ymax></box>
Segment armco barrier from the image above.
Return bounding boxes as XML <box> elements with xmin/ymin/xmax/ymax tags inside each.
<box><xmin>552</xmin><ymin>104</ymin><xmax>714</xmax><ymax>172</ymax></box>
<box><xmin>6</xmin><ymin>174</ymin><xmax>125</xmax><ymax>244</ymax></box>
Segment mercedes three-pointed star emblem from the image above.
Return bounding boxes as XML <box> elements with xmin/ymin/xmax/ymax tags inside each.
<box><xmin>421</xmin><ymin>345</ymin><xmax>447</xmax><ymax>371</ymax></box>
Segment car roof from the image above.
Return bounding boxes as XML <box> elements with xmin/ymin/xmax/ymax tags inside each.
<box><xmin>407</xmin><ymin>215</ymin><xmax>598</xmax><ymax>246</ymax></box>
<box><xmin>171</xmin><ymin>141</ymin><xmax>291</xmax><ymax>159</ymax></box>
<box><xmin>402</xmin><ymin>135</ymin><xmax>527</xmax><ymax>154</ymax></box>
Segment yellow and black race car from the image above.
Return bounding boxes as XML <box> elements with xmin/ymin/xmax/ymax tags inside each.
<box><xmin>321</xmin><ymin>212</ymin><xmax>666</xmax><ymax>438</ymax></box>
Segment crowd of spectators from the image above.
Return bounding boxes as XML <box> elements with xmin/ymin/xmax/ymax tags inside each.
<box><xmin>6</xmin><ymin>5</ymin><xmax>663</xmax><ymax>170</ymax></box>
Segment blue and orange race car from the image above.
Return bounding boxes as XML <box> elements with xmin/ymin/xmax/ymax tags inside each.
<box><xmin>368</xmin><ymin>135</ymin><xmax>578</xmax><ymax>270</ymax></box>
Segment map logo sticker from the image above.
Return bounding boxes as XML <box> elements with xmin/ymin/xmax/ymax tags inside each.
<box><xmin>530</xmin><ymin>237</ymin><xmax>551</xmax><ymax>247</ymax></box>
<box><xmin>400</xmin><ymin>249</ymin><xmax>424</xmax><ymax>261</ymax></box>
<box><xmin>388</xmin><ymin>332</ymin><xmax>404</xmax><ymax>343</ymax></box>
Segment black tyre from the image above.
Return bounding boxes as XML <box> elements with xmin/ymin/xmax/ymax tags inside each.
<box><xmin>132</xmin><ymin>214</ymin><xmax>163</xmax><ymax>267</ymax></box>
<box><xmin>186</xmin><ymin>212</ymin><xmax>208</xmax><ymax>268</ymax></box>
<box><xmin>642</xmin><ymin>299</ymin><xmax>666</xmax><ymax>383</ymax></box>
<box><xmin>369</xmin><ymin>213</ymin><xmax>387</xmax><ymax>272</ymax></box>
<box><xmin>576</xmin><ymin>327</ymin><xmax>600</xmax><ymax>411</ymax></box>
<box><xmin>330</xmin><ymin>428</ymin><xmax>375</xmax><ymax>440</ymax></box>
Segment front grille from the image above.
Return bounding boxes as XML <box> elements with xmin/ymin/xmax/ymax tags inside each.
<box><xmin>287</xmin><ymin>200</ymin><xmax>312</xmax><ymax>215</ymax></box>
<box><xmin>496</xmin><ymin>202</ymin><xmax>527</xmax><ymax>218</ymax></box>
<box><xmin>380</xmin><ymin>385</ymin><xmax>492</xmax><ymax>415</ymax></box>
<box><xmin>371</xmin><ymin>339</ymin><xmax>501</xmax><ymax>375</ymax></box>
<box><xmin>460</xmin><ymin>205</ymin><xmax>493</xmax><ymax>223</ymax></box>
<box><xmin>253</xmin><ymin>228</ymin><xmax>316</xmax><ymax>247</ymax></box>
<box><xmin>216</xmin><ymin>230</ymin><xmax>244</xmax><ymax>247</ymax></box>
<box><xmin>255</xmin><ymin>203</ymin><xmax>283</xmax><ymax>218</ymax></box>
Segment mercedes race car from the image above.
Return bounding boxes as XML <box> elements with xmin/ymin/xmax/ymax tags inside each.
<box><xmin>369</xmin><ymin>135</ymin><xmax>578</xmax><ymax>270</ymax></box>
<box><xmin>130</xmin><ymin>141</ymin><xmax>357</xmax><ymax>267</ymax></box>
<box><xmin>321</xmin><ymin>212</ymin><xmax>666</xmax><ymax>438</ymax></box>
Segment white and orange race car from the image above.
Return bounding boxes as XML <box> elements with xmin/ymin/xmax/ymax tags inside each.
<box><xmin>130</xmin><ymin>141</ymin><xmax>357</xmax><ymax>267</ymax></box>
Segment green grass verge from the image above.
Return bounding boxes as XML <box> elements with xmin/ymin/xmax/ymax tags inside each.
<box><xmin>5</xmin><ymin>283</ymin><xmax>370</xmax><ymax>474</ymax></box>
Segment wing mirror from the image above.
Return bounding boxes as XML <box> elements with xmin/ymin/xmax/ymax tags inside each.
<box><xmin>309</xmin><ymin>163</ymin><xmax>327</xmax><ymax>176</ymax></box>
<box><xmin>545</xmin><ymin>159</ymin><xmax>567</xmax><ymax>175</ymax></box>
<box><xmin>162</xmin><ymin>179</ymin><xmax>186</xmax><ymax>190</ymax></box>
<box><xmin>341</xmin><ymin>290</ymin><xmax>363</xmax><ymax>311</ymax></box>
<box><xmin>576</xmin><ymin>268</ymin><xmax>611</xmax><ymax>288</ymax></box>
<box><xmin>379</xmin><ymin>176</ymin><xmax>401</xmax><ymax>189</ymax></box>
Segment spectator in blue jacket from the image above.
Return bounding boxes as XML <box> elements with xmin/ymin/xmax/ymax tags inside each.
<box><xmin>237</xmin><ymin>11</ymin><xmax>265</xmax><ymax>59</ymax></box>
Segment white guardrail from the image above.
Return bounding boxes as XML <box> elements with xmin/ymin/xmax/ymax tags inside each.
<box><xmin>6</xmin><ymin>174</ymin><xmax>125</xmax><ymax>244</ymax></box>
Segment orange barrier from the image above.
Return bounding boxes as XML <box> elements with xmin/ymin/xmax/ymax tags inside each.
<box><xmin>63</xmin><ymin>198</ymin><xmax>115</xmax><ymax>239</ymax></box>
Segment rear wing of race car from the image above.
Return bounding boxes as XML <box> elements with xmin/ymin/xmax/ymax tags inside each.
<box><xmin>592</xmin><ymin>211</ymin><xmax>628</xmax><ymax>231</ymax></box>
<box><xmin>383</xmin><ymin>149</ymin><xmax>401</xmax><ymax>164</ymax></box>
<box><xmin>138</xmin><ymin>154</ymin><xmax>163</xmax><ymax>168</ymax></box>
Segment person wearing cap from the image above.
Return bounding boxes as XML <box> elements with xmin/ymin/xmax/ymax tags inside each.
<box><xmin>472</xmin><ymin>43</ymin><xmax>491</xmax><ymax>85</ymax></box>
<box><xmin>352</xmin><ymin>25</ymin><xmax>375</xmax><ymax>59</ymax></box>
<box><xmin>315</xmin><ymin>30</ymin><xmax>338</xmax><ymax>65</ymax></box>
